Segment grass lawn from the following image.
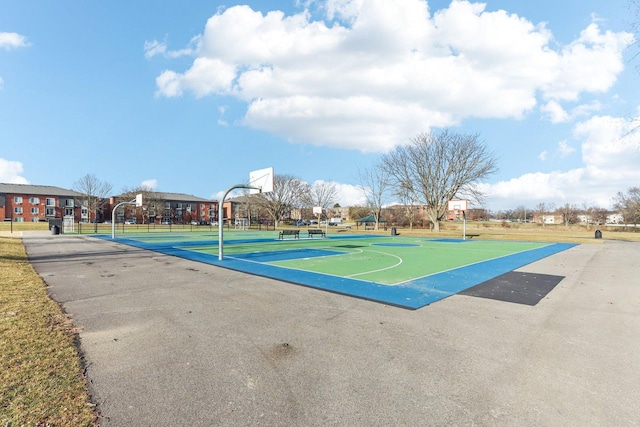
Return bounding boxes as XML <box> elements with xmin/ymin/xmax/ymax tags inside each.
<box><xmin>0</xmin><ymin>237</ymin><xmax>96</xmax><ymax>426</ymax></box>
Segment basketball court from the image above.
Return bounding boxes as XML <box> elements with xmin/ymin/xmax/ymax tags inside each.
<box><xmin>95</xmin><ymin>232</ymin><xmax>575</xmax><ymax>309</ymax></box>
<box><xmin>102</xmin><ymin>172</ymin><xmax>574</xmax><ymax>309</ymax></box>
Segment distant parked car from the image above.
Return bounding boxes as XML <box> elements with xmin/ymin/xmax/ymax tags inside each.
<box><xmin>125</xmin><ymin>218</ymin><xmax>137</xmax><ymax>225</ymax></box>
<box><xmin>161</xmin><ymin>220</ymin><xmax>172</xmax><ymax>225</ymax></box>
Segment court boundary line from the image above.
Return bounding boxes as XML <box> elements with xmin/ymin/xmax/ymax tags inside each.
<box><xmin>92</xmin><ymin>235</ymin><xmax>576</xmax><ymax>309</ymax></box>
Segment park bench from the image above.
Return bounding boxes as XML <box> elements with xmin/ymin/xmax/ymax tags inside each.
<box><xmin>279</xmin><ymin>229</ymin><xmax>300</xmax><ymax>239</ymax></box>
<box><xmin>307</xmin><ymin>229</ymin><xmax>326</xmax><ymax>238</ymax></box>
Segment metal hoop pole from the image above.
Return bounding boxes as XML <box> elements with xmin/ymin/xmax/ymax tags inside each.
<box><xmin>218</xmin><ymin>185</ymin><xmax>260</xmax><ymax>260</ymax></box>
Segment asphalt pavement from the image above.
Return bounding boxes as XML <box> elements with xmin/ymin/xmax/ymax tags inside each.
<box><xmin>22</xmin><ymin>232</ymin><xmax>640</xmax><ymax>426</ymax></box>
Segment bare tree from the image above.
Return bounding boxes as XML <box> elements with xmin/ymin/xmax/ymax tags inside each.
<box><xmin>303</xmin><ymin>181</ymin><xmax>338</xmax><ymax>222</ymax></box>
<box><xmin>73</xmin><ymin>173</ymin><xmax>112</xmax><ymax>223</ymax></box>
<box><xmin>558</xmin><ymin>203</ymin><xmax>579</xmax><ymax>227</ymax></box>
<box><xmin>121</xmin><ymin>185</ymin><xmax>164</xmax><ymax>224</ymax></box>
<box><xmin>253</xmin><ymin>174</ymin><xmax>309</xmax><ymax>228</ymax></box>
<box><xmin>382</xmin><ymin>130</ymin><xmax>498</xmax><ymax>232</ymax></box>
<box><xmin>357</xmin><ymin>162</ymin><xmax>390</xmax><ymax>230</ymax></box>
<box><xmin>591</xmin><ymin>207</ymin><xmax>608</xmax><ymax>226</ymax></box>
<box><xmin>536</xmin><ymin>202</ymin><xmax>547</xmax><ymax>226</ymax></box>
<box><xmin>349</xmin><ymin>205</ymin><xmax>370</xmax><ymax>222</ymax></box>
<box><xmin>395</xmin><ymin>184</ymin><xmax>418</xmax><ymax>230</ymax></box>
<box><xmin>581</xmin><ymin>202</ymin><xmax>608</xmax><ymax>229</ymax></box>
<box><xmin>513</xmin><ymin>205</ymin><xmax>530</xmax><ymax>222</ymax></box>
<box><xmin>613</xmin><ymin>186</ymin><xmax>640</xmax><ymax>224</ymax></box>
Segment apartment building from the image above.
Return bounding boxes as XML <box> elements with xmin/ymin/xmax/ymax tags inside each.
<box><xmin>105</xmin><ymin>192</ymin><xmax>218</xmax><ymax>224</ymax></box>
<box><xmin>0</xmin><ymin>183</ymin><xmax>83</xmax><ymax>222</ymax></box>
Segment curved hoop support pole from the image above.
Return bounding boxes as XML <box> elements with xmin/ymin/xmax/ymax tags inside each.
<box><xmin>111</xmin><ymin>199</ymin><xmax>136</xmax><ymax>239</ymax></box>
<box><xmin>218</xmin><ymin>184</ymin><xmax>260</xmax><ymax>260</ymax></box>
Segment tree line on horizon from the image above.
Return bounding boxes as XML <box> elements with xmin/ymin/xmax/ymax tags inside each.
<box><xmin>73</xmin><ymin>130</ymin><xmax>640</xmax><ymax>230</ymax></box>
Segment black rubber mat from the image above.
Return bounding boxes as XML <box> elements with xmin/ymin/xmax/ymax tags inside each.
<box><xmin>459</xmin><ymin>271</ymin><xmax>565</xmax><ymax>306</ymax></box>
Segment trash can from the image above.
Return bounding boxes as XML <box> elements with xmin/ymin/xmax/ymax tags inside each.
<box><xmin>51</xmin><ymin>225</ymin><xmax>60</xmax><ymax>235</ymax></box>
<box><xmin>391</xmin><ymin>227</ymin><xmax>397</xmax><ymax>236</ymax></box>
<box><xmin>595</xmin><ymin>229</ymin><xmax>602</xmax><ymax>239</ymax></box>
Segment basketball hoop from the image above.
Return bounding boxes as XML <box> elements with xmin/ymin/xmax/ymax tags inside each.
<box><xmin>448</xmin><ymin>199</ymin><xmax>468</xmax><ymax>212</ymax></box>
<box><xmin>448</xmin><ymin>199</ymin><xmax>469</xmax><ymax>240</ymax></box>
<box><xmin>249</xmin><ymin>167</ymin><xmax>274</xmax><ymax>194</ymax></box>
<box><xmin>219</xmin><ymin>167</ymin><xmax>275</xmax><ymax>260</ymax></box>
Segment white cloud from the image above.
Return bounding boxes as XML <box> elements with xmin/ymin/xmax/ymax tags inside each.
<box><xmin>541</xmin><ymin>100</ymin><xmax>603</xmax><ymax>123</ymax></box>
<box><xmin>542</xmin><ymin>23</ymin><xmax>633</xmax><ymax>102</ymax></box>
<box><xmin>485</xmin><ymin>112</ymin><xmax>640</xmax><ymax>210</ymax></box>
<box><xmin>541</xmin><ymin>100</ymin><xmax>569</xmax><ymax>123</ymax></box>
<box><xmin>155</xmin><ymin>71</ymin><xmax>183</xmax><ymax>97</ymax></box>
<box><xmin>329</xmin><ymin>181</ymin><xmax>366</xmax><ymax>206</ymax></box>
<box><xmin>153</xmin><ymin>1</ymin><xmax>633</xmax><ymax>152</ymax></box>
<box><xmin>556</xmin><ymin>140</ymin><xmax>575</xmax><ymax>158</ymax></box>
<box><xmin>0</xmin><ymin>32</ymin><xmax>30</xmax><ymax>90</ymax></box>
<box><xmin>0</xmin><ymin>32</ymin><xmax>30</xmax><ymax>49</ymax></box>
<box><xmin>538</xmin><ymin>151</ymin><xmax>548</xmax><ymax>161</ymax></box>
<box><xmin>144</xmin><ymin>40</ymin><xmax>167</xmax><ymax>59</ymax></box>
<box><xmin>141</xmin><ymin>179</ymin><xmax>158</xmax><ymax>189</ymax></box>
<box><xmin>156</xmin><ymin>58</ymin><xmax>236</xmax><ymax>98</ymax></box>
<box><xmin>144</xmin><ymin>36</ymin><xmax>199</xmax><ymax>59</ymax></box>
<box><xmin>0</xmin><ymin>158</ymin><xmax>29</xmax><ymax>184</ymax></box>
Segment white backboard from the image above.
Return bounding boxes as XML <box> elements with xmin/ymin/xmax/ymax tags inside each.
<box><xmin>136</xmin><ymin>193</ymin><xmax>143</xmax><ymax>207</ymax></box>
<box><xmin>249</xmin><ymin>167</ymin><xmax>274</xmax><ymax>194</ymax></box>
<box><xmin>447</xmin><ymin>199</ymin><xmax>468</xmax><ymax>212</ymax></box>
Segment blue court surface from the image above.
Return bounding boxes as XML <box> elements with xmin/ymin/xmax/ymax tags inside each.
<box><xmin>95</xmin><ymin>233</ymin><xmax>575</xmax><ymax>310</ymax></box>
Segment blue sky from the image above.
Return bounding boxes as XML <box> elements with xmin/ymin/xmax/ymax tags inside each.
<box><xmin>1</xmin><ymin>0</ymin><xmax>638</xmax><ymax>211</ymax></box>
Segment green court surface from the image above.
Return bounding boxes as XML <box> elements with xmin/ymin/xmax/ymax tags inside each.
<box><xmin>99</xmin><ymin>232</ymin><xmax>575</xmax><ymax>309</ymax></box>
<box><xmin>187</xmin><ymin>236</ymin><xmax>548</xmax><ymax>285</ymax></box>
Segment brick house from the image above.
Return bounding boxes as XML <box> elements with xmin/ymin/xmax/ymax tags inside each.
<box><xmin>0</xmin><ymin>183</ymin><xmax>83</xmax><ymax>223</ymax></box>
<box><xmin>105</xmin><ymin>192</ymin><xmax>218</xmax><ymax>224</ymax></box>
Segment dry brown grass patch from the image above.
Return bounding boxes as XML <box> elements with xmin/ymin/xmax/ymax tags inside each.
<box><xmin>0</xmin><ymin>237</ymin><xmax>96</xmax><ymax>426</ymax></box>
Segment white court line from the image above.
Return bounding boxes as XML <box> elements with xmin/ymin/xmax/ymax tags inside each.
<box><xmin>392</xmin><ymin>243</ymin><xmax>554</xmax><ymax>286</ymax></box>
<box><xmin>346</xmin><ymin>247</ymin><xmax>403</xmax><ymax>278</ymax></box>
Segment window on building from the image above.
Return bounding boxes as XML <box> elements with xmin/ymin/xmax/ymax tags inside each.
<box><xmin>46</xmin><ymin>198</ymin><xmax>55</xmax><ymax>206</ymax></box>
<box><xmin>14</xmin><ymin>217</ymin><xmax>24</xmax><ymax>222</ymax></box>
<box><xmin>165</xmin><ymin>202</ymin><xmax>171</xmax><ymax>210</ymax></box>
<box><xmin>31</xmin><ymin>217</ymin><xmax>40</xmax><ymax>222</ymax></box>
<box><xmin>14</xmin><ymin>196</ymin><xmax>23</xmax><ymax>204</ymax></box>
<box><xmin>64</xmin><ymin>208</ymin><xmax>74</xmax><ymax>216</ymax></box>
<box><xmin>14</xmin><ymin>207</ymin><xmax>23</xmax><ymax>214</ymax></box>
<box><xmin>46</xmin><ymin>208</ymin><xmax>55</xmax><ymax>216</ymax></box>
<box><xmin>29</xmin><ymin>197</ymin><xmax>40</xmax><ymax>204</ymax></box>
<box><xmin>31</xmin><ymin>207</ymin><xmax>39</xmax><ymax>215</ymax></box>
<box><xmin>64</xmin><ymin>199</ymin><xmax>74</xmax><ymax>207</ymax></box>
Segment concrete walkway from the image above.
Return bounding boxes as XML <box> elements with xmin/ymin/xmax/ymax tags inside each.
<box><xmin>22</xmin><ymin>233</ymin><xmax>640</xmax><ymax>426</ymax></box>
